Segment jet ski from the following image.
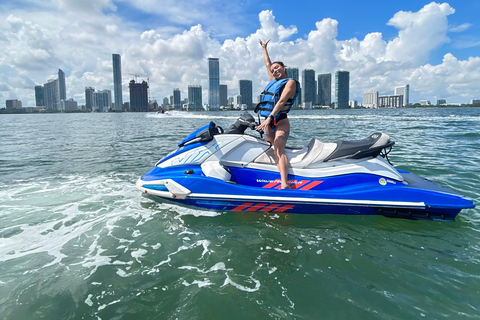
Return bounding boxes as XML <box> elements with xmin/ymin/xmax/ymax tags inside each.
<box><xmin>136</xmin><ymin>112</ymin><xmax>475</xmax><ymax>221</ymax></box>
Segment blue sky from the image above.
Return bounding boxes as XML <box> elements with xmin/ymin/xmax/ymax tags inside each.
<box><xmin>111</xmin><ymin>0</ymin><xmax>480</xmax><ymax>62</ymax></box>
<box><xmin>1</xmin><ymin>0</ymin><xmax>480</xmax><ymax>106</ymax></box>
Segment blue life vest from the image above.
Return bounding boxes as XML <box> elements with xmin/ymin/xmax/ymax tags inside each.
<box><xmin>255</xmin><ymin>78</ymin><xmax>300</xmax><ymax>118</ymax></box>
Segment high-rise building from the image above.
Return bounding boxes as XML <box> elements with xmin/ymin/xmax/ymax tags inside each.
<box><xmin>379</xmin><ymin>95</ymin><xmax>403</xmax><ymax>108</ymax></box>
<box><xmin>302</xmin><ymin>69</ymin><xmax>316</xmax><ymax>107</ymax></box>
<box><xmin>317</xmin><ymin>73</ymin><xmax>331</xmax><ymax>107</ymax></box>
<box><xmin>220</xmin><ymin>84</ymin><xmax>228</xmax><ymax>107</ymax></box>
<box><xmin>394</xmin><ymin>84</ymin><xmax>409</xmax><ymax>107</ymax></box>
<box><xmin>188</xmin><ymin>85</ymin><xmax>203</xmax><ymax>110</ymax></box>
<box><xmin>286</xmin><ymin>67</ymin><xmax>300</xmax><ymax>108</ymax></box>
<box><xmin>232</xmin><ymin>95</ymin><xmax>242</xmax><ymax>109</ymax></box>
<box><xmin>208</xmin><ymin>58</ymin><xmax>220</xmax><ymax>110</ymax></box>
<box><xmin>35</xmin><ymin>85</ymin><xmax>45</xmax><ymax>107</ymax></box>
<box><xmin>112</xmin><ymin>54</ymin><xmax>123</xmax><ymax>111</ymax></box>
<box><xmin>239</xmin><ymin>80</ymin><xmax>253</xmax><ymax>109</ymax></box>
<box><xmin>162</xmin><ymin>97</ymin><xmax>169</xmax><ymax>107</ymax></box>
<box><xmin>61</xmin><ymin>98</ymin><xmax>78</xmax><ymax>111</ymax></box>
<box><xmin>58</xmin><ymin>69</ymin><xmax>66</xmax><ymax>101</ymax></box>
<box><xmin>44</xmin><ymin>79</ymin><xmax>60</xmax><ymax>111</ymax></box>
<box><xmin>363</xmin><ymin>91</ymin><xmax>379</xmax><ymax>108</ymax></box>
<box><xmin>129</xmin><ymin>80</ymin><xmax>149</xmax><ymax>112</ymax></box>
<box><xmin>173</xmin><ymin>88</ymin><xmax>181</xmax><ymax>110</ymax></box>
<box><xmin>85</xmin><ymin>87</ymin><xmax>95</xmax><ymax>111</ymax></box>
<box><xmin>93</xmin><ymin>90</ymin><xmax>112</xmax><ymax>112</ymax></box>
<box><xmin>6</xmin><ymin>99</ymin><xmax>22</xmax><ymax>109</ymax></box>
<box><xmin>335</xmin><ymin>71</ymin><xmax>350</xmax><ymax>109</ymax></box>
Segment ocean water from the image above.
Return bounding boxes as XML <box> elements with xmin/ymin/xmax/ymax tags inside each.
<box><xmin>0</xmin><ymin>108</ymin><xmax>479</xmax><ymax>319</ymax></box>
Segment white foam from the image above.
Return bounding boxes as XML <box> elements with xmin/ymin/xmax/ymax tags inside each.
<box><xmin>146</xmin><ymin>111</ymin><xmax>238</xmax><ymax>120</ymax></box>
<box><xmin>182</xmin><ymin>279</ymin><xmax>213</xmax><ymax>288</ymax></box>
<box><xmin>176</xmin><ymin>207</ymin><xmax>223</xmax><ymax>217</ymax></box>
<box><xmin>0</xmin><ymin>173</ymin><xmax>152</xmax><ymax>281</ymax></box>
<box><xmin>178</xmin><ymin>262</ymin><xmax>228</xmax><ymax>274</ymax></box>
<box><xmin>222</xmin><ymin>273</ymin><xmax>261</xmax><ymax>292</ymax></box>
<box><xmin>131</xmin><ymin>248</ymin><xmax>148</xmax><ymax>263</ymax></box>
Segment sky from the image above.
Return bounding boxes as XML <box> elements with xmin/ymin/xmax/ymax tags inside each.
<box><xmin>1</xmin><ymin>0</ymin><xmax>480</xmax><ymax>107</ymax></box>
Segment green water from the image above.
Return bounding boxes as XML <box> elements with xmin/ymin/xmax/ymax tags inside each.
<box><xmin>0</xmin><ymin>108</ymin><xmax>479</xmax><ymax>319</ymax></box>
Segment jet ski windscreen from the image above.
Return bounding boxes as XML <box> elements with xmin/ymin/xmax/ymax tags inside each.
<box><xmin>178</xmin><ymin>122</ymin><xmax>222</xmax><ymax>147</ymax></box>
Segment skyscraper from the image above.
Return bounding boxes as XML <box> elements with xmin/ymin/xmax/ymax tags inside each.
<box><xmin>93</xmin><ymin>90</ymin><xmax>112</xmax><ymax>112</ymax></box>
<box><xmin>302</xmin><ymin>69</ymin><xmax>316</xmax><ymax>108</ymax></box>
<box><xmin>112</xmin><ymin>54</ymin><xmax>123</xmax><ymax>111</ymax></box>
<box><xmin>173</xmin><ymin>88</ymin><xmax>181</xmax><ymax>110</ymax></box>
<box><xmin>394</xmin><ymin>84</ymin><xmax>409</xmax><ymax>107</ymax></box>
<box><xmin>85</xmin><ymin>87</ymin><xmax>95</xmax><ymax>111</ymax></box>
<box><xmin>239</xmin><ymin>80</ymin><xmax>253</xmax><ymax>109</ymax></box>
<box><xmin>129</xmin><ymin>80</ymin><xmax>149</xmax><ymax>112</ymax></box>
<box><xmin>44</xmin><ymin>79</ymin><xmax>60</xmax><ymax>111</ymax></box>
<box><xmin>317</xmin><ymin>73</ymin><xmax>331</xmax><ymax>107</ymax></box>
<box><xmin>219</xmin><ymin>84</ymin><xmax>228</xmax><ymax>107</ymax></box>
<box><xmin>35</xmin><ymin>85</ymin><xmax>44</xmax><ymax>107</ymax></box>
<box><xmin>286</xmin><ymin>67</ymin><xmax>300</xmax><ymax>108</ymax></box>
<box><xmin>188</xmin><ymin>85</ymin><xmax>203</xmax><ymax>110</ymax></box>
<box><xmin>58</xmin><ymin>69</ymin><xmax>66</xmax><ymax>101</ymax></box>
<box><xmin>208</xmin><ymin>58</ymin><xmax>220</xmax><ymax>110</ymax></box>
<box><xmin>335</xmin><ymin>71</ymin><xmax>350</xmax><ymax>109</ymax></box>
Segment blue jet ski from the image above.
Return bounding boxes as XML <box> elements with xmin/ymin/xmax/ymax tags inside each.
<box><xmin>137</xmin><ymin>112</ymin><xmax>475</xmax><ymax>221</ymax></box>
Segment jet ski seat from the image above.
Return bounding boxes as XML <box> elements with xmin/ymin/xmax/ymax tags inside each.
<box><xmin>254</xmin><ymin>138</ymin><xmax>336</xmax><ymax>168</ymax></box>
<box><xmin>324</xmin><ymin>132</ymin><xmax>394</xmax><ymax>161</ymax></box>
<box><xmin>253</xmin><ymin>132</ymin><xmax>394</xmax><ymax>169</ymax></box>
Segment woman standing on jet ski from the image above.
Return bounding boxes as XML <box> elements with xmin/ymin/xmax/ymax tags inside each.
<box><xmin>256</xmin><ymin>39</ymin><xmax>300</xmax><ymax>189</ymax></box>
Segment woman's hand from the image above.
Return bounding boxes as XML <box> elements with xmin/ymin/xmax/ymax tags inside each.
<box><xmin>256</xmin><ymin>116</ymin><xmax>271</xmax><ymax>132</ymax></box>
<box><xmin>259</xmin><ymin>39</ymin><xmax>270</xmax><ymax>49</ymax></box>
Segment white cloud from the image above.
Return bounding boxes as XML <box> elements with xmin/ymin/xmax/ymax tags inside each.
<box><xmin>385</xmin><ymin>2</ymin><xmax>454</xmax><ymax>66</ymax></box>
<box><xmin>449</xmin><ymin>23</ymin><xmax>472</xmax><ymax>33</ymax></box>
<box><xmin>0</xmin><ymin>2</ymin><xmax>479</xmax><ymax>107</ymax></box>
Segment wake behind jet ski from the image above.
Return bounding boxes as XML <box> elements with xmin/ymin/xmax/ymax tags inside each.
<box><xmin>136</xmin><ymin>112</ymin><xmax>475</xmax><ymax>221</ymax></box>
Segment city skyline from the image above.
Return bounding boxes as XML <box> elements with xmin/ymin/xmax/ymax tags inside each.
<box><xmin>12</xmin><ymin>59</ymin><xmax>477</xmax><ymax>111</ymax></box>
<box><xmin>1</xmin><ymin>2</ymin><xmax>480</xmax><ymax>107</ymax></box>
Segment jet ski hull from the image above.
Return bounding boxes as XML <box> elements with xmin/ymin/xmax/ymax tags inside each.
<box><xmin>137</xmin><ymin>164</ymin><xmax>474</xmax><ymax>221</ymax></box>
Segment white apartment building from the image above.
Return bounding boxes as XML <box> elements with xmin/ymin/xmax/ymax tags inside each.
<box><xmin>363</xmin><ymin>91</ymin><xmax>378</xmax><ymax>108</ymax></box>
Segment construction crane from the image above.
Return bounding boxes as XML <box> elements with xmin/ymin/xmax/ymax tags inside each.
<box><xmin>128</xmin><ymin>73</ymin><xmax>137</xmax><ymax>81</ymax></box>
<box><xmin>129</xmin><ymin>73</ymin><xmax>151</xmax><ymax>83</ymax></box>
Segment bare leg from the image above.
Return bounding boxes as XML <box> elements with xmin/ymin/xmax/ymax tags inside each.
<box><xmin>273</xmin><ymin>119</ymin><xmax>290</xmax><ymax>189</ymax></box>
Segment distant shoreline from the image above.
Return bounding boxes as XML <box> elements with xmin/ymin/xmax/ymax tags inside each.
<box><xmin>1</xmin><ymin>104</ymin><xmax>479</xmax><ymax>115</ymax></box>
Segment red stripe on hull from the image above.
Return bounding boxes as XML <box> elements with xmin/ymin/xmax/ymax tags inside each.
<box><xmin>274</xmin><ymin>205</ymin><xmax>295</xmax><ymax>212</ymax></box>
<box><xmin>299</xmin><ymin>181</ymin><xmax>323</xmax><ymax>190</ymax></box>
<box><xmin>232</xmin><ymin>203</ymin><xmax>254</xmax><ymax>211</ymax></box>
<box><xmin>245</xmin><ymin>203</ymin><xmax>268</xmax><ymax>211</ymax></box>
<box><xmin>263</xmin><ymin>181</ymin><xmax>281</xmax><ymax>189</ymax></box>
<box><xmin>259</xmin><ymin>204</ymin><xmax>282</xmax><ymax>212</ymax></box>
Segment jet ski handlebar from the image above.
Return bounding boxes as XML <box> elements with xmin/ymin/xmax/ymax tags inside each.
<box><xmin>225</xmin><ymin>111</ymin><xmax>259</xmax><ymax>134</ymax></box>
